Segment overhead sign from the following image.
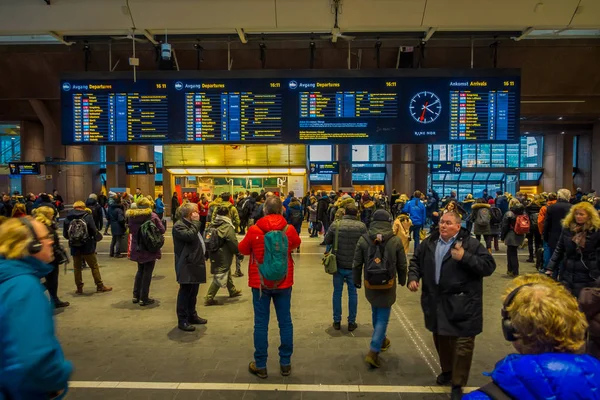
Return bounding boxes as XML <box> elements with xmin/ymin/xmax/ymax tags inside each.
<box><xmin>125</xmin><ymin>162</ymin><xmax>155</xmax><ymax>175</ymax></box>
<box><xmin>430</xmin><ymin>161</ymin><xmax>462</xmax><ymax>174</ymax></box>
<box><xmin>8</xmin><ymin>162</ymin><xmax>41</xmax><ymax>175</ymax></box>
<box><xmin>310</xmin><ymin>162</ymin><xmax>339</xmax><ymax>174</ymax></box>
<box><xmin>61</xmin><ymin>70</ymin><xmax>520</xmax><ymax>145</ymax></box>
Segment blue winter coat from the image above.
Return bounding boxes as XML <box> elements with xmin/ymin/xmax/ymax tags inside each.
<box><xmin>402</xmin><ymin>198</ymin><xmax>426</xmax><ymax>226</ymax></box>
<box><xmin>155</xmin><ymin>197</ymin><xmax>165</xmax><ymax>214</ymax></box>
<box><xmin>464</xmin><ymin>353</ymin><xmax>600</xmax><ymax>400</ymax></box>
<box><xmin>0</xmin><ymin>257</ymin><xmax>72</xmax><ymax>400</ymax></box>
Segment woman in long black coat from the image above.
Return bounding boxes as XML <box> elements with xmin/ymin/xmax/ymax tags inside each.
<box><xmin>546</xmin><ymin>201</ymin><xmax>600</xmax><ymax>297</ymax></box>
<box><xmin>171</xmin><ymin>192</ymin><xmax>180</xmax><ymax>221</ymax></box>
<box><xmin>172</xmin><ymin>202</ymin><xmax>207</xmax><ymax>332</ymax></box>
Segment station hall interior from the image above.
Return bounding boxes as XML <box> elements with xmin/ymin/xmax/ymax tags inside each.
<box><xmin>1</xmin><ymin>0</ymin><xmax>600</xmax><ymax>399</ymax></box>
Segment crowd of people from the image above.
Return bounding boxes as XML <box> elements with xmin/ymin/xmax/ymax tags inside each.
<box><xmin>1</xmin><ymin>185</ymin><xmax>600</xmax><ymax>399</ymax></box>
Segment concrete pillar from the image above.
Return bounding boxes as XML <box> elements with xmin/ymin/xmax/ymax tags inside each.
<box><xmin>62</xmin><ymin>145</ymin><xmax>101</xmax><ymax>204</ymax></box>
<box><xmin>386</xmin><ymin>144</ymin><xmax>428</xmax><ymax>196</ymax></box>
<box><xmin>562</xmin><ymin>135</ymin><xmax>574</xmax><ymax>192</ymax></box>
<box><xmin>592</xmin><ymin>123</ymin><xmax>600</xmax><ymax>192</ymax></box>
<box><xmin>574</xmin><ymin>134</ymin><xmax>592</xmax><ymax>192</ymax></box>
<box><xmin>415</xmin><ymin>144</ymin><xmax>429</xmax><ymax>193</ymax></box>
<box><xmin>385</xmin><ymin>145</ymin><xmax>402</xmax><ymax>194</ymax></box>
<box><xmin>542</xmin><ymin>135</ymin><xmax>560</xmax><ymax>192</ymax></box>
<box><xmin>334</xmin><ymin>144</ymin><xmax>353</xmax><ymax>190</ymax></box>
<box><xmin>105</xmin><ymin>145</ymin><xmax>127</xmax><ymax>189</ymax></box>
<box><xmin>20</xmin><ymin>120</ymin><xmax>46</xmax><ymax>195</ymax></box>
<box><xmin>162</xmin><ymin>169</ymin><xmax>174</xmax><ymax>216</ymax></box>
<box><xmin>126</xmin><ymin>145</ymin><xmax>155</xmax><ymax>198</ymax></box>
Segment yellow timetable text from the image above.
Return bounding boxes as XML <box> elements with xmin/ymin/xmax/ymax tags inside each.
<box><xmin>270</xmin><ymin>82</ymin><xmax>281</xmax><ymax>88</ymax></box>
<box><xmin>316</xmin><ymin>82</ymin><xmax>340</xmax><ymax>88</ymax></box>
<box><xmin>470</xmin><ymin>81</ymin><xmax>487</xmax><ymax>87</ymax></box>
<box><xmin>386</xmin><ymin>81</ymin><xmax>397</xmax><ymax>87</ymax></box>
<box><xmin>202</xmin><ymin>83</ymin><xmax>226</xmax><ymax>89</ymax></box>
<box><xmin>155</xmin><ymin>83</ymin><xmax>167</xmax><ymax>89</ymax></box>
<box><xmin>89</xmin><ymin>84</ymin><xmax>112</xmax><ymax>90</ymax></box>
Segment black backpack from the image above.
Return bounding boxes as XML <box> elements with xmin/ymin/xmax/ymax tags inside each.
<box><xmin>68</xmin><ymin>216</ymin><xmax>90</xmax><ymax>247</ymax></box>
<box><xmin>490</xmin><ymin>207</ymin><xmax>503</xmax><ymax>224</ymax></box>
<box><xmin>530</xmin><ymin>212</ymin><xmax>539</xmax><ymax>231</ymax></box>
<box><xmin>289</xmin><ymin>208</ymin><xmax>303</xmax><ymax>225</ymax></box>
<box><xmin>237</xmin><ymin>199</ymin><xmax>248</xmax><ymax>218</ymax></box>
<box><xmin>203</xmin><ymin>225</ymin><xmax>222</xmax><ymax>254</ymax></box>
<box><xmin>138</xmin><ymin>219</ymin><xmax>164</xmax><ymax>252</ymax></box>
<box><xmin>363</xmin><ymin>234</ymin><xmax>395</xmax><ymax>289</ymax></box>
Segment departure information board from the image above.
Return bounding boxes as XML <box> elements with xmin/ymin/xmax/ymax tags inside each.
<box><xmin>62</xmin><ymin>70</ymin><xmax>520</xmax><ymax>145</ymax></box>
<box><xmin>9</xmin><ymin>162</ymin><xmax>41</xmax><ymax>175</ymax></box>
<box><xmin>125</xmin><ymin>162</ymin><xmax>155</xmax><ymax>175</ymax></box>
<box><xmin>430</xmin><ymin>161</ymin><xmax>462</xmax><ymax>174</ymax></box>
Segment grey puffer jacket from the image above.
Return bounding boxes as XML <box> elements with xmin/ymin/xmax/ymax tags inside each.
<box><xmin>324</xmin><ymin>215</ymin><xmax>367</xmax><ymax>269</ymax></box>
<box><xmin>471</xmin><ymin>203</ymin><xmax>492</xmax><ymax>236</ymax></box>
<box><xmin>353</xmin><ymin>220</ymin><xmax>407</xmax><ymax>308</ymax></box>
<box><xmin>501</xmin><ymin>203</ymin><xmax>526</xmax><ymax>247</ymax></box>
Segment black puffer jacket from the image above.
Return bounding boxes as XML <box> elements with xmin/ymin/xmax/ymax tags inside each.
<box><xmin>317</xmin><ymin>196</ymin><xmax>330</xmax><ymax>223</ymax></box>
<box><xmin>172</xmin><ymin>218</ymin><xmax>207</xmax><ymax>284</ymax></box>
<box><xmin>63</xmin><ymin>209</ymin><xmax>98</xmax><ymax>256</ymax></box>
<box><xmin>543</xmin><ymin>200</ymin><xmax>572</xmax><ymax>249</ymax></box>
<box><xmin>324</xmin><ymin>215</ymin><xmax>368</xmax><ymax>269</ymax></box>
<box><xmin>547</xmin><ymin>227</ymin><xmax>600</xmax><ymax>297</ymax></box>
<box><xmin>408</xmin><ymin>228</ymin><xmax>496</xmax><ymax>337</ymax></box>
<box><xmin>85</xmin><ymin>198</ymin><xmax>103</xmax><ymax>230</ymax></box>
<box><xmin>501</xmin><ymin>203</ymin><xmax>526</xmax><ymax>247</ymax></box>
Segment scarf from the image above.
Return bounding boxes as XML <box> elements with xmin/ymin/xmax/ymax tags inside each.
<box><xmin>570</xmin><ymin>223</ymin><xmax>587</xmax><ymax>249</ymax></box>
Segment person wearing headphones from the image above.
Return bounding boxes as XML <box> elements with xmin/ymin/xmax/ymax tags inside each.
<box><xmin>0</xmin><ymin>217</ymin><xmax>73</xmax><ymax>399</ymax></box>
<box><xmin>464</xmin><ymin>274</ymin><xmax>600</xmax><ymax>399</ymax></box>
<box><xmin>408</xmin><ymin>211</ymin><xmax>496</xmax><ymax>400</ymax></box>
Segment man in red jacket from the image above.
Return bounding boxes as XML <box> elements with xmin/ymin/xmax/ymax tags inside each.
<box><xmin>238</xmin><ymin>196</ymin><xmax>301</xmax><ymax>379</ymax></box>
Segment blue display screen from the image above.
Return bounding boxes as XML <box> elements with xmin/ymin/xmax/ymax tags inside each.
<box><xmin>125</xmin><ymin>162</ymin><xmax>154</xmax><ymax>175</ymax></box>
<box><xmin>9</xmin><ymin>162</ymin><xmax>41</xmax><ymax>175</ymax></box>
<box><xmin>61</xmin><ymin>70</ymin><xmax>520</xmax><ymax>145</ymax></box>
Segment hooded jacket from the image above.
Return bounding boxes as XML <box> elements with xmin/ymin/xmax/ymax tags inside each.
<box><xmin>108</xmin><ymin>203</ymin><xmax>126</xmax><ymax>236</ymax></box>
<box><xmin>208</xmin><ymin>215</ymin><xmax>239</xmax><ymax>275</ymax></box>
<box><xmin>238</xmin><ymin>213</ymin><xmax>301</xmax><ymax>290</ymax></box>
<box><xmin>125</xmin><ymin>207</ymin><xmax>165</xmax><ymax>264</ymax></box>
<box><xmin>285</xmin><ymin>199</ymin><xmax>303</xmax><ymax>226</ymax></box>
<box><xmin>501</xmin><ymin>203</ymin><xmax>526</xmax><ymax>247</ymax></box>
<box><xmin>172</xmin><ymin>218</ymin><xmax>206</xmax><ymax>284</ymax></box>
<box><xmin>324</xmin><ymin>215</ymin><xmax>368</xmax><ymax>269</ymax></box>
<box><xmin>361</xmin><ymin>200</ymin><xmax>376</xmax><ymax>227</ymax></box>
<box><xmin>403</xmin><ymin>197</ymin><xmax>426</xmax><ymax>226</ymax></box>
<box><xmin>63</xmin><ymin>209</ymin><xmax>97</xmax><ymax>256</ymax></box>
<box><xmin>392</xmin><ymin>214</ymin><xmax>412</xmax><ymax>255</ymax></box>
<box><xmin>0</xmin><ymin>257</ymin><xmax>73</xmax><ymax>399</ymax></box>
<box><xmin>464</xmin><ymin>353</ymin><xmax>600</xmax><ymax>400</ymax></box>
<box><xmin>316</xmin><ymin>196</ymin><xmax>330</xmax><ymax>223</ymax></box>
<box><xmin>408</xmin><ymin>228</ymin><xmax>496</xmax><ymax>337</ymax></box>
<box><xmin>353</xmin><ymin>220</ymin><xmax>407</xmax><ymax>308</ymax></box>
<box><xmin>471</xmin><ymin>203</ymin><xmax>492</xmax><ymax>236</ymax></box>
<box><xmin>495</xmin><ymin>195</ymin><xmax>509</xmax><ymax>215</ymax></box>
<box><xmin>208</xmin><ymin>198</ymin><xmax>241</xmax><ymax>229</ymax></box>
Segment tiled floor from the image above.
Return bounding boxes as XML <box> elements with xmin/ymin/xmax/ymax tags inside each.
<box><xmin>53</xmin><ymin>225</ymin><xmax>538</xmax><ymax>399</ymax></box>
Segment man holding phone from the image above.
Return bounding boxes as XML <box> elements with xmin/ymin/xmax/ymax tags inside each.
<box><xmin>408</xmin><ymin>211</ymin><xmax>496</xmax><ymax>400</ymax></box>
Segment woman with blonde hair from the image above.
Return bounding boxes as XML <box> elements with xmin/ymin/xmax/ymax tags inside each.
<box><xmin>392</xmin><ymin>213</ymin><xmax>412</xmax><ymax>256</ymax></box>
<box><xmin>546</xmin><ymin>200</ymin><xmax>600</xmax><ymax>297</ymax></box>
<box><xmin>0</xmin><ymin>217</ymin><xmax>73</xmax><ymax>398</ymax></box>
<box><xmin>464</xmin><ymin>274</ymin><xmax>600</xmax><ymax>399</ymax></box>
<box><xmin>11</xmin><ymin>203</ymin><xmax>27</xmax><ymax>218</ymax></box>
<box><xmin>34</xmin><ymin>206</ymin><xmax>70</xmax><ymax>308</ymax></box>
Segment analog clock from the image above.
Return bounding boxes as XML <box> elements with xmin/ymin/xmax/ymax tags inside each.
<box><xmin>409</xmin><ymin>91</ymin><xmax>441</xmax><ymax>124</ymax></box>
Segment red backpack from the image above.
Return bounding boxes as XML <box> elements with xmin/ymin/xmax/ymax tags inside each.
<box><xmin>513</xmin><ymin>214</ymin><xmax>530</xmax><ymax>235</ymax></box>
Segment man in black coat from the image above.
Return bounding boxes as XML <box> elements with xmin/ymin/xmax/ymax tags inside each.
<box><xmin>408</xmin><ymin>211</ymin><xmax>496</xmax><ymax>400</ymax></box>
<box><xmin>316</xmin><ymin>191</ymin><xmax>331</xmax><ymax>243</ymax></box>
<box><xmin>543</xmin><ymin>188</ymin><xmax>573</xmax><ymax>279</ymax></box>
<box><xmin>172</xmin><ymin>202</ymin><xmax>207</xmax><ymax>332</ymax></box>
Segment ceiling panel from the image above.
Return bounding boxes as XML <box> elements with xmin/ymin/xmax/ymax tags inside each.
<box><xmin>341</xmin><ymin>0</ymin><xmax>426</xmax><ymax>31</ymax></box>
<box><xmin>424</xmin><ymin>0</ymin><xmax>581</xmax><ymax>29</ymax></box>
<box><xmin>275</xmin><ymin>0</ymin><xmax>332</xmax><ymax>30</ymax></box>
<box><xmin>570</xmin><ymin>0</ymin><xmax>600</xmax><ymax>28</ymax></box>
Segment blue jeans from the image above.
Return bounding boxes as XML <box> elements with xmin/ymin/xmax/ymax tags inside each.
<box><xmin>543</xmin><ymin>242</ymin><xmax>551</xmax><ymax>269</ymax></box>
<box><xmin>332</xmin><ymin>269</ymin><xmax>357</xmax><ymax>324</ymax></box>
<box><xmin>370</xmin><ymin>306</ymin><xmax>391</xmax><ymax>352</ymax></box>
<box><xmin>252</xmin><ymin>287</ymin><xmax>293</xmax><ymax>369</ymax></box>
<box><xmin>412</xmin><ymin>225</ymin><xmax>423</xmax><ymax>251</ymax></box>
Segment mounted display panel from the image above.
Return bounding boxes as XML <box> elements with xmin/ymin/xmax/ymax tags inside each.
<box><xmin>8</xmin><ymin>162</ymin><xmax>41</xmax><ymax>175</ymax></box>
<box><xmin>125</xmin><ymin>162</ymin><xmax>155</xmax><ymax>175</ymax></box>
<box><xmin>61</xmin><ymin>70</ymin><xmax>520</xmax><ymax>145</ymax></box>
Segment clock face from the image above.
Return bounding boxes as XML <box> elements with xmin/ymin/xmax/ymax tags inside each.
<box><xmin>409</xmin><ymin>91</ymin><xmax>442</xmax><ymax>124</ymax></box>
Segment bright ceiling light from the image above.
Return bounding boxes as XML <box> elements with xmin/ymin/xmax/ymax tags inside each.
<box><xmin>248</xmin><ymin>169</ymin><xmax>269</xmax><ymax>174</ymax></box>
<box><xmin>558</xmin><ymin>116</ymin><xmax>563</xmax><ymax>120</ymax></box>
<box><xmin>290</xmin><ymin>168</ymin><xmax>307</xmax><ymax>174</ymax></box>
<box><xmin>168</xmin><ymin>168</ymin><xmax>186</xmax><ymax>174</ymax></box>
<box><xmin>268</xmin><ymin>168</ymin><xmax>290</xmax><ymax>174</ymax></box>
<box><xmin>207</xmin><ymin>169</ymin><xmax>228</xmax><ymax>174</ymax></box>
<box><xmin>186</xmin><ymin>168</ymin><xmax>208</xmax><ymax>174</ymax></box>
<box><xmin>227</xmin><ymin>168</ymin><xmax>249</xmax><ymax>174</ymax></box>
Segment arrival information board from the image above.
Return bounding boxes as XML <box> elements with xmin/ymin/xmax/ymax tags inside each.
<box><xmin>61</xmin><ymin>71</ymin><xmax>520</xmax><ymax>145</ymax></box>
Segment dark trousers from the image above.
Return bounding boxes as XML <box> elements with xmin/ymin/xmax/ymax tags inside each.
<box><xmin>44</xmin><ymin>262</ymin><xmax>60</xmax><ymax>302</ymax></box>
<box><xmin>133</xmin><ymin>261</ymin><xmax>156</xmax><ymax>301</ymax></box>
<box><xmin>177</xmin><ymin>283</ymin><xmax>200</xmax><ymax>324</ymax></box>
<box><xmin>475</xmin><ymin>234</ymin><xmax>492</xmax><ymax>250</ymax></box>
<box><xmin>492</xmin><ymin>235</ymin><xmax>499</xmax><ymax>251</ymax></box>
<box><xmin>507</xmin><ymin>245</ymin><xmax>519</xmax><ymax>275</ymax></box>
<box><xmin>527</xmin><ymin>230</ymin><xmax>542</xmax><ymax>259</ymax></box>
<box><xmin>200</xmin><ymin>216</ymin><xmax>207</xmax><ymax>235</ymax></box>
<box><xmin>433</xmin><ymin>334</ymin><xmax>475</xmax><ymax>387</ymax></box>
<box><xmin>239</xmin><ymin>219</ymin><xmax>248</xmax><ymax>235</ymax></box>
<box><xmin>110</xmin><ymin>234</ymin><xmax>123</xmax><ymax>256</ymax></box>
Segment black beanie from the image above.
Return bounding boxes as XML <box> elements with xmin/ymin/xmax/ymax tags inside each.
<box><xmin>372</xmin><ymin>209</ymin><xmax>392</xmax><ymax>222</ymax></box>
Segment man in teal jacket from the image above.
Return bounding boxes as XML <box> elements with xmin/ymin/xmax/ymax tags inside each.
<box><xmin>0</xmin><ymin>217</ymin><xmax>72</xmax><ymax>399</ymax></box>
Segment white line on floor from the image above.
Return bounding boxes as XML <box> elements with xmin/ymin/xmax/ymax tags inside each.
<box><xmin>69</xmin><ymin>381</ymin><xmax>478</xmax><ymax>393</ymax></box>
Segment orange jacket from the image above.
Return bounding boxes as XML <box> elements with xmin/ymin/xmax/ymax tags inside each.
<box><xmin>538</xmin><ymin>200</ymin><xmax>556</xmax><ymax>235</ymax></box>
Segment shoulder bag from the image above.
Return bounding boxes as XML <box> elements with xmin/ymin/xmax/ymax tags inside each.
<box><xmin>322</xmin><ymin>220</ymin><xmax>340</xmax><ymax>275</ymax></box>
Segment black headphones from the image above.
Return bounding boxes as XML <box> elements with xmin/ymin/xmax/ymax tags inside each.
<box><xmin>19</xmin><ymin>217</ymin><xmax>43</xmax><ymax>255</ymax></box>
<box><xmin>501</xmin><ymin>283</ymin><xmax>534</xmax><ymax>342</ymax></box>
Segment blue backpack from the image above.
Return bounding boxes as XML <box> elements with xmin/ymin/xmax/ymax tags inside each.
<box><xmin>258</xmin><ymin>225</ymin><xmax>290</xmax><ymax>287</ymax></box>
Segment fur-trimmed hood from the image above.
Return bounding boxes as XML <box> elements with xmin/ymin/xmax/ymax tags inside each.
<box><xmin>126</xmin><ymin>207</ymin><xmax>152</xmax><ymax>219</ymax></box>
<box><xmin>472</xmin><ymin>203</ymin><xmax>491</xmax><ymax>210</ymax></box>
